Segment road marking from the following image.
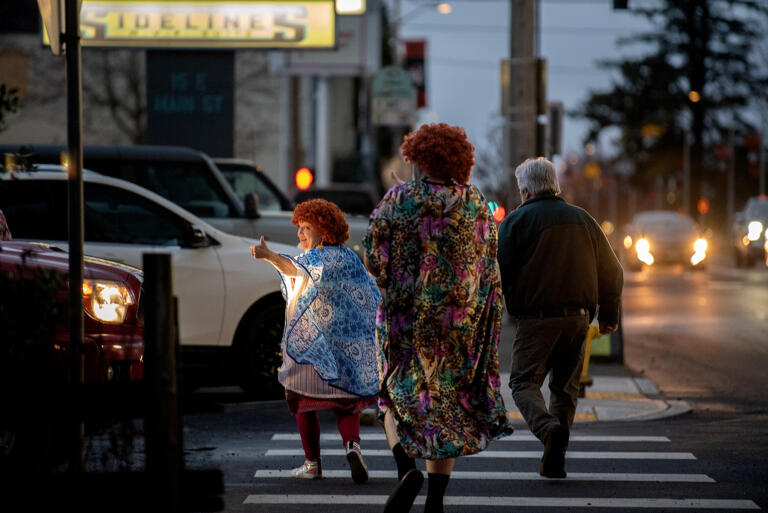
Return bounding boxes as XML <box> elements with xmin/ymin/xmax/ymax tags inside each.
<box><xmin>243</xmin><ymin>494</ymin><xmax>759</xmax><ymax>509</ymax></box>
<box><xmin>264</xmin><ymin>449</ymin><xmax>696</xmax><ymax>460</ymax></box>
<box><xmin>271</xmin><ymin>433</ymin><xmax>671</xmax><ymax>443</ymax></box>
<box><xmin>254</xmin><ymin>469</ymin><xmax>714</xmax><ymax>482</ymax></box>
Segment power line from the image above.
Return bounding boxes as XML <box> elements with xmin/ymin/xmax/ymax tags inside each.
<box><xmin>405</xmin><ymin>23</ymin><xmax>632</xmax><ymax>34</ymax></box>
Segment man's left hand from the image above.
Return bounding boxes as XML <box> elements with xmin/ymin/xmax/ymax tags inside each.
<box><xmin>598</xmin><ymin>321</ymin><xmax>618</xmax><ymax>335</ymax></box>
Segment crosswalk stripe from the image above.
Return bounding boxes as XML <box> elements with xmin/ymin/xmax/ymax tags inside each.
<box><xmin>242</xmin><ymin>494</ymin><xmax>760</xmax><ymax>509</ymax></box>
<box><xmin>271</xmin><ymin>433</ymin><xmax>671</xmax><ymax>443</ymax></box>
<box><xmin>254</xmin><ymin>469</ymin><xmax>714</xmax><ymax>482</ymax></box>
<box><xmin>264</xmin><ymin>449</ymin><xmax>696</xmax><ymax>460</ymax></box>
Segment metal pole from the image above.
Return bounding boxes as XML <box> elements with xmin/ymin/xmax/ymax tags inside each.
<box><xmin>278</xmin><ymin>75</ymin><xmax>293</xmax><ymax>192</ymax></box>
<box><xmin>728</xmin><ymin>129</ymin><xmax>735</xmax><ymax>224</ymax></box>
<box><xmin>144</xmin><ymin>253</ymin><xmax>182</xmax><ymax>513</ymax></box>
<box><xmin>315</xmin><ymin>76</ymin><xmax>331</xmax><ymax>187</ymax></box>
<box><xmin>683</xmin><ymin>133</ymin><xmax>690</xmax><ymax>215</ymax></box>
<box><xmin>760</xmin><ymin>131</ymin><xmax>766</xmax><ymax>196</ymax></box>
<box><xmin>64</xmin><ymin>0</ymin><xmax>84</xmax><ymax>474</ymax></box>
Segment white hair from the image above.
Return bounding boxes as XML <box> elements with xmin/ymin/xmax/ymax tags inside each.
<box><xmin>515</xmin><ymin>157</ymin><xmax>561</xmax><ymax>197</ymax></box>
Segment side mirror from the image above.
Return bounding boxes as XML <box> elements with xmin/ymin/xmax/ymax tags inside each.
<box><xmin>187</xmin><ymin>224</ymin><xmax>209</xmax><ymax>248</ymax></box>
<box><xmin>244</xmin><ymin>192</ymin><xmax>261</xmax><ymax>219</ymax></box>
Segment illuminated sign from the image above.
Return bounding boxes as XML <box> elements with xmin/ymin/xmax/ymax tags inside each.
<box><xmin>44</xmin><ymin>1</ymin><xmax>336</xmax><ymax>49</ymax></box>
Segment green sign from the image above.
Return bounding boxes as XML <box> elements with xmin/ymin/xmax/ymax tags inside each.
<box><xmin>372</xmin><ymin>66</ymin><xmax>416</xmax><ymax>126</ymax></box>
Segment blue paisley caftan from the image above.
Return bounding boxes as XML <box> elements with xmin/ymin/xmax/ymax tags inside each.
<box><xmin>363</xmin><ymin>179</ymin><xmax>514</xmax><ymax>459</ymax></box>
<box><xmin>277</xmin><ymin>244</ymin><xmax>381</xmax><ymax>400</ymax></box>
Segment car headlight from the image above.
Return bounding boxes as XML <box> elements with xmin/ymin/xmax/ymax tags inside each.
<box><xmin>747</xmin><ymin>221</ymin><xmax>763</xmax><ymax>241</ymax></box>
<box><xmin>693</xmin><ymin>238</ymin><xmax>707</xmax><ymax>253</ymax></box>
<box><xmin>635</xmin><ymin>238</ymin><xmax>650</xmax><ymax>253</ymax></box>
<box><xmin>82</xmin><ymin>279</ymin><xmax>135</xmax><ymax>324</ymax></box>
<box><xmin>623</xmin><ymin>235</ymin><xmax>633</xmax><ymax>249</ymax></box>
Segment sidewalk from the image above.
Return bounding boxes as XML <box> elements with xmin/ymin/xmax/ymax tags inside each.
<box><xmin>500</xmin><ymin>363</ymin><xmax>691</xmax><ymax>424</ymax></box>
<box><xmin>361</xmin><ymin>363</ymin><xmax>690</xmax><ymax>427</ymax></box>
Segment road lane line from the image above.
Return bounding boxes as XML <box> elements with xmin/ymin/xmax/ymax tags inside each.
<box><xmin>253</xmin><ymin>469</ymin><xmax>714</xmax><ymax>482</ymax></box>
<box><xmin>264</xmin><ymin>449</ymin><xmax>696</xmax><ymax>459</ymax></box>
<box><xmin>242</xmin><ymin>494</ymin><xmax>759</xmax><ymax>509</ymax></box>
<box><xmin>271</xmin><ymin>433</ymin><xmax>671</xmax><ymax>442</ymax></box>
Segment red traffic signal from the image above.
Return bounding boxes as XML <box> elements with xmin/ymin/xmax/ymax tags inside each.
<box><xmin>295</xmin><ymin>167</ymin><xmax>313</xmax><ymax>190</ymax></box>
<box><xmin>493</xmin><ymin>205</ymin><xmax>506</xmax><ymax>223</ymax></box>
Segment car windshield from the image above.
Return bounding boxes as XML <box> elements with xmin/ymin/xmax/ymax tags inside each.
<box><xmin>745</xmin><ymin>202</ymin><xmax>768</xmax><ymax>220</ymax></box>
<box><xmin>217</xmin><ymin>165</ymin><xmax>284</xmax><ymax>211</ymax></box>
<box><xmin>94</xmin><ymin>160</ymin><xmax>235</xmax><ymax>218</ymax></box>
<box><xmin>634</xmin><ymin>213</ymin><xmax>697</xmax><ymax>237</ymax></box>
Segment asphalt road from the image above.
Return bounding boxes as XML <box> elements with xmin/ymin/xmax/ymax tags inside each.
<box><xmin>169</xmin><ymin>252</ymin><xmax>768</xmax><ymax>512</ymax></box>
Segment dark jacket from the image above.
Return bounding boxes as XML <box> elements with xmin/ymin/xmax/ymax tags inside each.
<box><xmin>497</xmin><ymin>194</ymin><xmax>623</xmax><ymax>325</ymax></box>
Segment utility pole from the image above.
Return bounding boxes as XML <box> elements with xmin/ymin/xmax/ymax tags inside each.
<box><xmin>63</xmin><ymin>0</ymin><xmax>85</xmax><ymax>474</ymax></box>
<box><xmin>506</xmin><ymin>0</ymin><xmax>538</xmax><ymax>201</ymax></box>
<box><xmin>683</xmin><ymin>132</ymin><xmax>691</xmax><ymax>215</ymax></box>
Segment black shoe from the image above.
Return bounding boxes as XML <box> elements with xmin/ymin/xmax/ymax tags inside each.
<box><xmin>383</xmin><ymin>468</ymin><xmax>424</xmax><ymax>513</ymax></box>
<box><xmin>540</xmin><ymin>424</ymin><xmax>568</xmax><ymax>478</ymax></box>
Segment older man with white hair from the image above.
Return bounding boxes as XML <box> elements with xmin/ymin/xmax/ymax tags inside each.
<box><xmin>497</xmin><ymin>157</ymin><xmax>623</xmax><ymax>479</ymax></box>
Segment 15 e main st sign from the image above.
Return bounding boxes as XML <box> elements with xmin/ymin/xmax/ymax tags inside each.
<box><xmin>44</xmin><ymin>0</ymin><xmax>336</xmax><ymax>49</ymax></box>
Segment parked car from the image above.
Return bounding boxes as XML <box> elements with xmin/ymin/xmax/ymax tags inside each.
<box><xmin>213</xmin><ymin>157</ymin><xmax>294</xmax><ymax>212</ymax></box>
<box><xmin>620</xmin><ymin>210</ymin><xmax>709</xmax><ymax>271</ymax></box>
<box><xmin>212</xmin><ymin>157</ymin><xmax>373</xmax><ymax>254</ymax></box>
<box><xmin>731</xmin><ymin>195</ymin><xmax>768</xmax><ymax>267</ymax></box>
<box><xmin>1</xmin><ymin>238</ymin><xmax>144</xmax><ymax>466</ymax></box>
<box><xmin>0</xmin><ymin>144</ymin><xmax>370</xmax><ymax>257</ymax></box>
<box><xmin>294</xmin><ymin>183</ymin><xmax>380</xmax><ymax>217</ymax></box>
<box><xmin>0</xmin><ymin>165</ymin><xmax>299</xmax><ymax>397</ymax></box>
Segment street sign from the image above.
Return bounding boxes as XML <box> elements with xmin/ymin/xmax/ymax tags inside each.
<box><xmin>42</xmin><ymin>0</ymin><xmax>336</xmax><ymax>49</ymax></box>
<box><xmin>371</xmin><ymin>66</ymin><xmax>416</xmax><ymax>126</ymax></box>
<box><xmin>37</xmin><ymin>0</ymin><xmax>82</xmax><ymax>55</ymax></box>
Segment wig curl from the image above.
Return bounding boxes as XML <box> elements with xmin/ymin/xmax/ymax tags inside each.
<box><xmin>292</xmin><ymin>198</ymin><xmax>349</xmax><ymax>245</ymax></box>
<box><xmin>400</xmin><ymin>123</ymin><xmax>475</xmax><ymax>184</ymax></box>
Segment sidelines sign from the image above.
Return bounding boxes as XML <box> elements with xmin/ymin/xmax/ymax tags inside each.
<box><xmin>371</xmin><ymin>66</ymin><xmax>416</xmax><ymax>126</ymax></box>
<box><xmin>42</xmin><ymin>0</ymin><xmax>336</xmax><ymax>49</ymax></box>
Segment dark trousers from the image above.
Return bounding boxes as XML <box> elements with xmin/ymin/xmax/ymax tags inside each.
<box><xmin>509</xmin><ymin>313</ymin><xmax>589</xmax><ymax>442</ymax></box>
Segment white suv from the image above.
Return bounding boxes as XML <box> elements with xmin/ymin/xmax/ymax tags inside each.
<box><xmin>0</xmin><ymin>165</ymin><xmax>300</xmax><ymax>397</ymax></box>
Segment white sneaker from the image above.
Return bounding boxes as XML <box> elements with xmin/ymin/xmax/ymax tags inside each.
<box><xmin>345</xmin><ymin>440</ymin><xmax>369</xmax><ymax>484</ymax></box>
<box><xmin>291</xmin><ymin>459</ymin><xmax>322</xmax><ymax>479</ymax></box>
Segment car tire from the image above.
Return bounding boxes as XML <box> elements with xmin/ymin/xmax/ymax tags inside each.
<box><xmin>233</xmin><ymin>297</ymin><xmax>286</xmax><ymax>400</ymax></box>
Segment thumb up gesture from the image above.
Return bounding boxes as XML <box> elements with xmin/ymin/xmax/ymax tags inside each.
<box><xmin>250</xmin><ymin>236</ymin><xmax>272</xmax><ymax>260</ymax></box>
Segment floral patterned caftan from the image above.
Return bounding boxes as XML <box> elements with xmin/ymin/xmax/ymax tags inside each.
<box><xmin>363</xmin><ymin>179</ymin><xmax>513</xmax><ymax>459</ymax></box>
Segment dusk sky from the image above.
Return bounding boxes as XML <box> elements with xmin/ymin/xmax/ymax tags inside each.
<box><xmin>392</xmin><ymin>0</ymin><xmax>654</xmax><ymax>159</ymax></box>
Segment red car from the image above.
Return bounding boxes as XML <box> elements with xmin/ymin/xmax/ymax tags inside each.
<box><xmin>0</xmin><ymin>240</ymin><xmax>144</xmax><ymax>383</ymax></box>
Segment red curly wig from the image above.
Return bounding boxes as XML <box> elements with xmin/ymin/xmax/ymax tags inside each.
<box><xmin>400</xmin><ymin>123</ymin><xmax>475</xmax><ymax>184</ymax></box>
<box><xmin>292</xmin><ymin>198</ymin><xmax>349</xmax><ymax>245</ymax></box>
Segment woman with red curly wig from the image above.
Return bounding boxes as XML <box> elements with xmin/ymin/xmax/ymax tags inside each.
<box><xmin>251</xmin><ymin>198</ymin><xmax>381</xmax><ymax>485</ymax></box>
<box><xmin>364</xmin><ymin>123</ymin><xmax>513</xmax><ymax>513</ymax></box>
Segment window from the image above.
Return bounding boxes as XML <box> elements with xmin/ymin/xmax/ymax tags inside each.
<box><xmin>0</xmin><ymin>180</ymin><xmax>68</xmax><ymax>240</ymax></box>
<box><xmin>219</xmin><ymin>167</ymin><xmax>283</xmax><ymax>211</ymax></box>
<box><xmin>85</xmin><ymin>159</ymin><xmax>235</xmax><ymax>218</ymax></box>
<box><xmin>84</xmin><ymin>183</ymin><xmax>190</xmax><ymax>246</ymax></box>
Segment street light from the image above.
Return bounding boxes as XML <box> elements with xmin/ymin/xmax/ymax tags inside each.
<box><xmin>336</xmin><ymin>0</ymin><xmax>366</xmax><ymax>15</ymax></box>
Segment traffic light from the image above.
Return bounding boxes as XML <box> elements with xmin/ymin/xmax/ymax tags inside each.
<box><xmin>295</xmin><ymin>167</ymin><xmax>314</xmax><ymax>190</ymax></box>
<box><xmin>487</xmin><ymin>201</ymin><xmax>507</xmax><ymax>223</ymax></box>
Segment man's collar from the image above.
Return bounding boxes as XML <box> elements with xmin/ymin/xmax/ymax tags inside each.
<box><xmin>520</xmin><ymin>193</ymin><xmax>563</xmax><ymax>207</ymax></box>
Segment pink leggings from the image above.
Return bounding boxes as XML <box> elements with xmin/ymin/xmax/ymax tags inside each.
<box><xmin>296</xmin><ymin>410</ymin><xmax>360</xmax><ymax>461</ymax></box>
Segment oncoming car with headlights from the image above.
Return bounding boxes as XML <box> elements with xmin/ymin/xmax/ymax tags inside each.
<box><xmin>731</xmin><ymin>195</ymin><xmax>768</xmax><ymax>267</ymax></box>
<box><xmin>620</xmin><ymin>210</ymin><xmax>709</xmax><ymax>271</ymax></box>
